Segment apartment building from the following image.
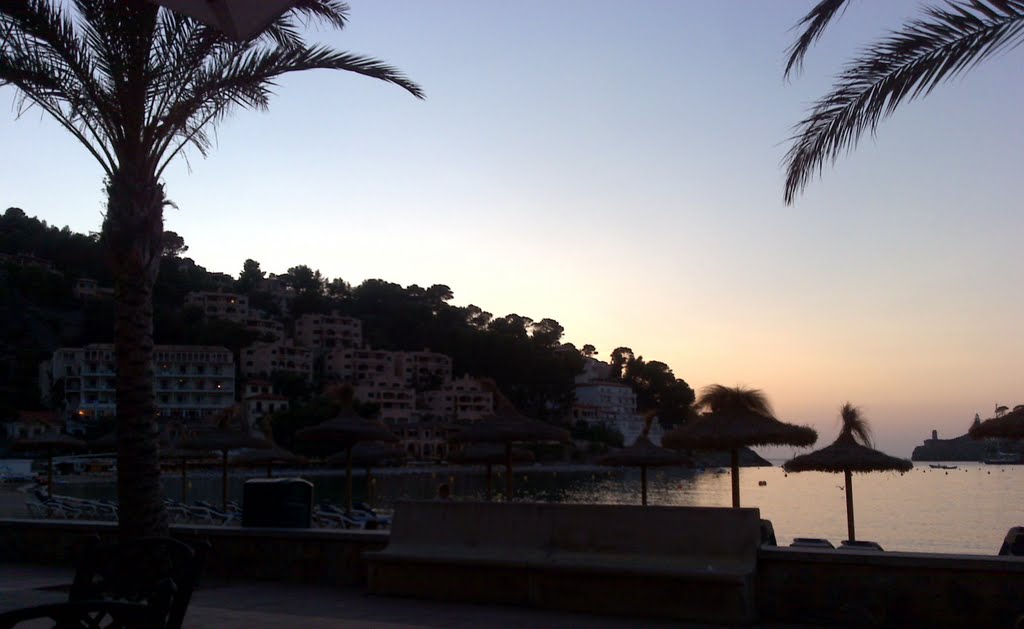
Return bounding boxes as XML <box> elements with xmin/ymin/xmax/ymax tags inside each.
<box><xmin>241</xmin><ymin>341</ymin><xmax>313</xmax><ymax>380</ymax></box>
<box><xmin>420</xmin><ymin>376</ymin><xmax>493</xmax><ymax>422</ymax></box>
<box><xmin>185</xmin><ymin>291</ymin><xmax>249</xmax><ymax>323</ymax></box>
<box><xmin>244</xmin><ymin>315</ymin><xmax>284</xmax><ymax>342</ymax></box>
<box><xmin>396</xmin><ymin>350</ymin><xmax>453</xmax><ymax>389</ymax></box>
<box><xmin>294</xmin><ymin>313</ymin><xmax>362</xmax><ymax>351</ymax></box>
<box><xmin>324</xmin><ymin>347</ymin><xmax>395</xmax><ymax>384</ymax></box>
<box><xmin>394</xmin><ymin>422</ymin><xmax>455</xmax><ymax>461</ymax></box>
<box><xmin>46</xmin><ymin>344</ymin><xmax>235</xmax><ymax>431</ymax></box>
<box><xmin>354</xmin><ymin>377</ymin><xmax>416</xmax><ymax>423</ymax></box>
<box><xmin>573</xmin><ymin>380</ymin><xmax>661</xmax><ymax>445</ymax></box>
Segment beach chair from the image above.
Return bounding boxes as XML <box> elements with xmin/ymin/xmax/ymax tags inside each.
<box><xmin>70</xmin><ymin>536</ymin><xmax>209</xmax><ymax>629</ymax></box>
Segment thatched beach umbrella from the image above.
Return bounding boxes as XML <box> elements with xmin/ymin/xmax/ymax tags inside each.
<box><xmin>783</xmin><ymin>403</ymin><xmax>911</xmax><ymax>542</ymax></box>
<box><xmin>970</xmin><ymin>407</ymin><xmax>1024</xmax><ymax>440</ymax></box>
<box><xmin>231</xmin><ymin>445</ymin><xmax>307</xmax><ymax>478</ymax></box>
<box><xmin>181</xmin><ymin>429</ymin><xmax>271</xmax><ymax>510</ymax></box>
<box><xmin>663</xmin><ymin>385</ymin><xmax>817</xmax><ymax>508</ymax></box>
<box><xmin>449</xmin><ymin>443</ymin><xmax>535</xmax><ymax>501</ymax></box>
<box><xmin>449</xmin><ymin>410</ymin><xmax>569</xmax><ymax>501</ymax></box>
<box><xmin>295</xmin><ymin>408</ymin><xmax>398</xmax><ymax>513</ymax></box>
<box><xmin>12</xmin><ymin>433</ymin><xmax>85</xmax><ymax>497</ymax></box>
<box><xmin>598</xmin><ymin>416</ymin><xmax>692</xmax><ymax>506</ymax></box>
<box><xmin>328</xmin><ymin>442</ymin><xmax>405</xmax><ymax>506</ymax></box>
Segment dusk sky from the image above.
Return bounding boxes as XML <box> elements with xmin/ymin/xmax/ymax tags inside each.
<box><xmin>2</xmin><ymin>1</ymin><xmax>1022</xmax><ymax>457</ymax></box>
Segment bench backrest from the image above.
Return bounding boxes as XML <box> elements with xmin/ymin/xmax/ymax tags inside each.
<box><xmin>389</xmin><ymin>501</ymin><xmax>549</xmax><ymax>552</ymax></box>
<box><xmin>388</xmin><ymin>501</ymin><xmax>761</xmax><ymax>563</ymax></box>
<box><xmin>546</xmin><ymin>503</ymin><xmax>761</xmax><ymax>563</ymax></box>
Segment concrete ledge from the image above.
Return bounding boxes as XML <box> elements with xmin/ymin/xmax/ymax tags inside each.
<box><xmin>0</xmin><ymin>519</ymin><xmax>387</xmax><ymax>586</ymax></box>
<box><xmin>759</xmin><ymin>546</ymin><xmax>1024</xmax><ymax>628</ymax></box>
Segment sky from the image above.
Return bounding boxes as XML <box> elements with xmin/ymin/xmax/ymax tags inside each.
<box><xmin>2</xmin><ymin>1</ymin><xmax>1023</xmax><ymax>457</ymax></box>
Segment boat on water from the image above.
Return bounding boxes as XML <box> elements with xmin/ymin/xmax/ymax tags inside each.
<box><xmin>929</xmin><ymin>464</ymin><xmax>958</xmax><ymax>470</ymax></box>
<box><xmin>983</xmin><ymin>452</ymin><xmax>1023</xmax><ymax>465</ymax></box>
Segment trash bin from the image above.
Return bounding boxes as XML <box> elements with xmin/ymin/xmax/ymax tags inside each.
<box><xmin>998</xmin><ymin>526</ymin><xmax>1024</xmax><ymax>556</ymax></box>
<box><xmin>242</xmin><ymin>478</ymin><xmax>313</xmax><ymax>528</ymax></box>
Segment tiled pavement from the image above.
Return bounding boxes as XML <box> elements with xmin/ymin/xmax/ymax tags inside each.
<box><xmin>0</xmin><ymin>564</ymin><xmax>814</xmax><ymax>628</ymax></box>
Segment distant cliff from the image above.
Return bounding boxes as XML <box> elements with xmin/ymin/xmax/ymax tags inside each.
<box><xmin>911</xmin><ymin>434</ymin><xmax>1022</xmax><ymax>462</ymax></box>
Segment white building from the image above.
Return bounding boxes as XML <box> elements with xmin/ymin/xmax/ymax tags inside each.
<box><xmin>573</xmin><ymin>381</ymin><xmax>661</xmax><ymax>445</ymax></box>
<box><xmin>241</xmin><ymin>341</ymin><xmax>313</xmax><ymax>380</ymax></box>
<box><xmin>420</xmin><ymin>376</ymin><xmax>493</xmax><ymax>422</ymax></box>
<box><xmin>396</xmin><ymin>350</ymin><xmax>453</xmax><ymax>389</ymax></box>
<box><xmin>324</xmin><ymin>347</ymin><xmax>395</xmax><ymax>384</ymax></box>
<box><xmin>46</xmin><ymin>344</ymin><xmax>235</xmax><ymax>431</ymax></box>
<box><xmin>354</xmin><ymin>377</ymin><xmax>416</xmax><ymax>423</ymax></box>
<box><xmin>294</xmin><ymin>313</ymin><xmax>362</xmax><ymax>351</ymax></box>
<box><xmin>185</xmin><ymin>291</ymin><xmax>249</xmax><ymax>323</ymax></box>
<box><xmin>245</xmin><ymin>315</ymin><xmax>284</xmax><ymax>342</ymax></box>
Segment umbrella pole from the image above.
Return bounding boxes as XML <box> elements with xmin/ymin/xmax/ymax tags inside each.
<box><xmin>641</xmin><ymin>465</ymin><xmax>648</xmax><ymax>507</ymax></box>
<box><xmin>47</xmin><ymin>447</ymin><xmax>54</xmax><ymax>498</ymax></box>
<box><xmin>346</xmin><ymin>444</ymin><xmax>353</xmax><ymax>514</ymax></box>
<box><xmin>730</xmin><ymin>448</ymin><xmax>740</xmax><ymax>508</ymax></box>
<box><xmin>181</xmin><ymin>458</ymin><xmax>188</xmax><ymax>503</ymax></box>
<box><xmin>845</xmin><ymin>469</ymin><xmax>856</xmax><ymax>542</ymax></box>
<box><xmin>505</xmin><ymin>443</ymin><xmax>513</xmax><ymax>502</ymax></box>
<box><xmin>367</xmin><ymin>467</ymin><xmax>374</xmax><ymax>508</ymax></box>
<box><xmin>486</xmin><ymin>463</ymin><xmax>493</xmax><ymax>501</ymax></box>
<box><xmin>222</xmin><ymin>449</ymin><xmax>229</xmax><ymax>511</ymax></box>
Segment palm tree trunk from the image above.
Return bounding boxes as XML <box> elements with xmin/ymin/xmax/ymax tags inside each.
<box><xmin>107</xmin><ymin>168</ymin><xmax>168</xmax><ymax>540</ymax></box>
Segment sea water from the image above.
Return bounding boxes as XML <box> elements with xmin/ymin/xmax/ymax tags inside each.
<box><xmin>58</xmin><ymin>461</ymin><xmax>1023</xmax><ymax>555</ymax></box>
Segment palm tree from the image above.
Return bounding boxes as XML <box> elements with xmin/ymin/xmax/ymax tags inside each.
<box><xmin>1</xmin><ymin>0</ymin><xmax>422</xmax><ymax>539</ymax></box>
<box><xmin>782</xmin><ymin>0</ymin><xmax>1024</xmax><ymax>204</ymax></box>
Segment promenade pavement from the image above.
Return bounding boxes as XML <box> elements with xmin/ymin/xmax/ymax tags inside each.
<box><xmin>0</xmin><ymin>563</ymin><xmax>817</xmax><ymax>628</ymax></box>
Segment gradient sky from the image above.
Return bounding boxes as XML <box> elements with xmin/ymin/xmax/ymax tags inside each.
<box><xmin>3</xmin><ymin>1</ymin><xmax>1022</xmax><ymax>457</ymax></box>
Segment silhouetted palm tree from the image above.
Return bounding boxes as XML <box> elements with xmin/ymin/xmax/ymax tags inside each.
<box><xmin>1</xmin><ymin>0</ymin><xmax>421</xmax><ymax>539</ymax></box>
<box><xmin>783</xmin><ymin>0</ymin><xmax>1024</xmax><ymax>204</ymax></box>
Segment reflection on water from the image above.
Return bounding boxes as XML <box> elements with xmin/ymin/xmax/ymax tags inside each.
<box><xmin>59</xmin><ymin>462</ymin><xmax>1024</xmax><ymax>555</ymax></box>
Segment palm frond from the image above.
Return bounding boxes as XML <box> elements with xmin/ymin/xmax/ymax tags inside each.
<box><xmin>785</xmin><ymin>0</ymin><xmax>851</xmax><ymax>79</ymax></box>
<box><xmin>1</xmin><ymin>0</ymin><xmax>118</xmax><ymax>173</ymax></box>
<box><xmin>837</xmin><ymin>402</ymin><xmax>872</xmax><ymax>446</ymax></box>
<box><xmin>696</xmin><ymin>384</ymin><xmax>775</xmax><ymax>418</ymax></box>
<box><xmin>784</xmin><ymin>0</ymin><xmax>1024</xmax><ymax>205</ymax></box>
<box><xmin>152</xmin><ymin>43</ymin><xmax>423</xmax><ymax>176</ymax></box>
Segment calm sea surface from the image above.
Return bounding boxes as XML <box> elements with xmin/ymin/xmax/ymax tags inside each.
<box><xmin>58</xmin><ymin>461</ymin><xmax>1024</xmax><ymax>555</ymax></box>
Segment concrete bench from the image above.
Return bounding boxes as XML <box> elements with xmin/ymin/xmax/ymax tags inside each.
<box><xmin>366</xmin><ymin>501</ymin><xmax>761</xmax><ymax>624</ymax></box>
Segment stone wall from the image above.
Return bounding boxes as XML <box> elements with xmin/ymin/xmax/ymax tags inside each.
<box><xmin>2</xmin><ymin>519</ymin><xmax>1023</xmax><ymax>626</ymax></box>
<box><xmin>0</xmin><ymin>519</ymin><xmax>388</xmax><ymax>586</ymax></box>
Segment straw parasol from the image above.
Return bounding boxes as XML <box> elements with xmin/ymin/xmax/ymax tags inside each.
<box><xmin>449</xmin><ymin>408</ymin><xmax>568</xmax><ymax>501</ymax></box>
<box><xmin>969</xmin><ymin>407</ymin><xmax>1024</xmax><ymax>440</ymax></box>
<box><xmin>598</xmin><ymin>414</ymin><xmax>692</xmax><ymax>506</ymax></box>
<box><xmin>327</xmin><ymin>442</ymin><xmax>405</xmax><ymax>507</ymax></box>
<box><xmin>11</xmin><ymin>433</ymin><xmax>85</xmax><ymax>497</ymax></box>
<box><xmin>230</xmin><ymin>445</ymin><xmax>307</xmax><ymax>478</ymax></box>
<box><xmin>783</xmin><ymin>403</ymin><xmax>911</xmax><ymax>542</ymax></box>
<box><xmin>449</xmin><ymin>443</ymin><xmax>535</xmax><ymax>501</ymax></box>
<box><xmin>663</xmin><ymin>385</ymin><xmax>817</xmax><ymax>507</ymax></box>
<box><xmin>180</xmin><ymin>428</ymin><xmax>270</xmax><ymax>512</ymax></box>
<box><xmin>294</xmin><ymin>398</ymin><xmax>398</xmax><ymax>513</ymax></box>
